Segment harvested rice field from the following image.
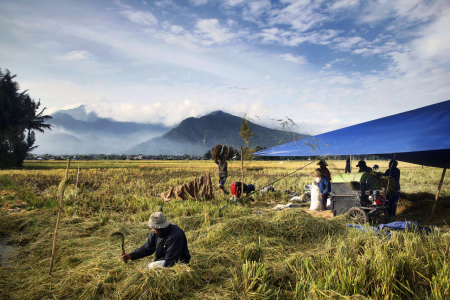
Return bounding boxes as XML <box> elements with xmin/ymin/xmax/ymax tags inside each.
<box><xmin>0</xmin><ymin>159</ymin><xmax>449</xmax><ymax>299</ymax></box>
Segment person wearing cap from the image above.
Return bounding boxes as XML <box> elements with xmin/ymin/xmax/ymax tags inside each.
<box><xmin>383</xmin><ymin>160</ymin><xmax>401</xmax><ymax>217</ymax></box>
<box><xmin>312</xmin><ymin>169</ymin><xmax>331</xmax><ymax>210</ymax></box>
<box><xmin>317</xmin><ymin>159</ymin><xmax>331</xmax><ymax>181</ymax></box>
<box><xmin>121</xmin><ymin>212</ymin><xmax>191</xmax><ymax>269</ymax></box>
<box><xmin>356</xmin><ymin>160</ymin><xmax>372</xmax><ymax>173</ymax></box>
<box><xmin>230</xmin><ymin>181</ymin><xmax>255</xmax><ymax>198</ymax></box>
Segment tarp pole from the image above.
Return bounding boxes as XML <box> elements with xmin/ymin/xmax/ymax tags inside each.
<box><xmin>428</xmin><ymin>153</ymin><xmax>450</xmax><ymax>222</ymax></box>
<box><xmin>240</xmin><ymin>146</ymin><xmax>244</xmax><ymax>196</ymax></box>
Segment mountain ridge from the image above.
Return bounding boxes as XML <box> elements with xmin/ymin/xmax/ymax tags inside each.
<box><xmin>128</xmin><ymin>110</ymin><xmax>306</xmax><ymax>155</ymax></box>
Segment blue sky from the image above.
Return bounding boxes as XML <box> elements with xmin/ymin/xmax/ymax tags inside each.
<box><xmin>1</xmin><ymin>0</ymin><xmax>449</xmax><ymax>134</ymax></box>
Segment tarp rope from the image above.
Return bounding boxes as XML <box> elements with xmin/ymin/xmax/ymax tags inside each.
<box><xmin>211</xmin><ymin>159</ymin><xmax>319</xmax><ymax>215</ymax></box>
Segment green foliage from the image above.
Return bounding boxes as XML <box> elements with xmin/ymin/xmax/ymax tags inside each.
<box><xmin>240</xmin><ymin>114</ymin><xmax>255</xmax><ymax>145</ymax></box>
<box><xmin>0</xmin><ymin>69</ymin><xmax>52</xmax><ymax>168</ymax></box>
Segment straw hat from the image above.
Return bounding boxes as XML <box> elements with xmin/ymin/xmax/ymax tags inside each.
<box><xmin>148</xmin><ymin>212</ymin><xmax>170</xmax><ymax>229</ymax></box>
<box><xmin>311</xmin><ymin>168</ymin><xmax>324</xmax><ymax>177</ymax></box>
<box><xmin>317</xmin><ymin>159</ymin><xmax>328</xmax><ymax>166</ymax></box>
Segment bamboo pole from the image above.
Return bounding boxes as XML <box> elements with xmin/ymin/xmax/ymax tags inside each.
<box><xmin>428</xmin><ymin>153</ymin><xmax>450</xmax><ymax>222</ymax></box>
<box><xmin>49</xmin><ymin>159</ymin><xmax>71</xmax><ymax>275</ymax></box>
<box><xmin>241</xmin><ymin>146</ymin><xmax>244</xmax><ymax>197</ymax></box>
<box><xmin>74</xmin><ymin>163</ymin><xmax>80</xmax><ymax>207</ymax></box>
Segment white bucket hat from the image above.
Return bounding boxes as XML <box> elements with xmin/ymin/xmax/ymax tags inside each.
<box><xmin>148</xmin><ymin>212</ymin><xmax>170</xmax><ymax>229</ymax></box>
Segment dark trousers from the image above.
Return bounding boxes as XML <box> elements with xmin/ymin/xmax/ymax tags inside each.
<box><xmin>321</xmin><ymin>193</ymin><xmax>329</xmax><ymax>210</ymax></box>
<box><xmin>387</xmin><ymin>191</ymin><xmax>400</xmax><ymax>217</ymax></box>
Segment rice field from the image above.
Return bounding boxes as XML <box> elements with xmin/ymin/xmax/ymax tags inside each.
<box><xmin>0</xmin><ymin>159</ymin><xmax>449</xmax><ymax>299</ymax></box>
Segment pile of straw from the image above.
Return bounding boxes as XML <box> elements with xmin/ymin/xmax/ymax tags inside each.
<box><xmin>212</xmin><ymin>144</ymin><xmax>229</xmax><ymax>161</ymax></box>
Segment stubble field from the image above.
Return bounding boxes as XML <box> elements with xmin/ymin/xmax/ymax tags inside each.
<box><xmin>0</xmin><ymin>159</ymin><xmax>449</xmax><ymax>299</ymax></box>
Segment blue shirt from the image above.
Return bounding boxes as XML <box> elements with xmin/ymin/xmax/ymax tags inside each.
<box><xmin>317</xmin><ymin>177</ymin><xmax>331</xmax><ymax>194</ymax></box>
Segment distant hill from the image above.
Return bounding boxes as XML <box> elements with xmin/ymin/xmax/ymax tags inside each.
<box><xmin>32</xmin><ymin>105</ymin><xmax>171</xmax><ymax>154</ymax></box>
<box><xmin>128</xmin><ymin>110</ymin><xmax>307</xmax><ymax>155</ymax></box>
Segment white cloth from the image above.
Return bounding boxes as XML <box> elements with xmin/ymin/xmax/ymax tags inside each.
<box><xmin>148</xmin><ymin>260</ymin><xmax>165</xmax><ymax>269</ymax></box>
<box><xmin>309</xmin><ymin>181</ymin><xmax>321</xmax><ymax>211</ymax></box>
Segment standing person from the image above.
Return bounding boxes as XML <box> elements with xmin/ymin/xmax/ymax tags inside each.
<box><xmin>214</xmin><ymin>145</ymin><xmax>229</xmax><ymax>195</ymax></box>
<box><xmin>311</xmin><ymin>169</ymin><xmax>331</xmax><ymax>210</ymax></box>
<box><xmin>383</xmin><ymin>160</ymin><xmax>401</xmax><ymax>217</ymax></box>
<box><xmin>121</xmin><ymin>212</ymin><xmax>191</xmax><ymax>269</ymax></box>
<box><xmin>345</xmin><ymin>156</ymin><xmax>351</xmax><ymax>173</ymax></box>
<box><xmin>317</xmin><ymin>159</ymin><xmax>331</xmax><ymax>181</ymax></box>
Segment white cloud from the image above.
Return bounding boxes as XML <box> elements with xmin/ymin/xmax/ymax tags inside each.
<box><xmin>256</xmin><ymin>28</ymin><xmax>339</xmax><ymax>46</ymax></box>
<box><xmin>332</xmin><ymin>36</ymin><xmax>366</xmax><ymax>51</ymax></box>
<box><xmin>224</xmin><ymin>0</ymin><xmax>246</xmax><ymax>7</ymax></box>
<box><xmin>148</xmin><ymin>75</ymin><xmax>170</xmax><ymax>81</ymax></box>
<box><xmin>279</xmin><ymin>53</ymin><xmax>308</xmax><ymax>64</ymax></box>
<box><xmin>413</xmin><ymin>7</ymin><xmax>450</xmax><ymax>62</ymax></box>
<box><xmin>194</xmin><ymin>19</ymin><xmax>236</xmax><ymax>45</ymax></box>
<box><xmin>170</xmin><ymin>25</ymin><xmax>185</xmax><ymax>34</ymax></box>
<box><xmin>328</xmin><ymin>0</ymin><xmax>360</xmax><ymax>11</ymax></box>
<box><xmin>269</xmin><ymin>0</ymin><xmax>328</xmax><ymax>32</ymax></box>
<box><xmin>57</xmin><ymin>50</ymin><xmax>91</xmax><ymax>61</ymax></box>
<box><xmin>242</xmin><ymin>0</ymin><xmax>271</xmax><ymax>22</ymax></box>
<box><xmin>359</xmin><ymin>0</ymin><xmax>449</xmax><ymax>26</ymax></box>
<box><xmin>323</xmin><ymin>63</ymin><xmax>332</xmax><ymax>69</ymax></box>
<box><xmin>120</xmin><ymin>10</ymin><xmax>158</xmax><ymax>26</ymax></box>
<box><xmin>190</xmin><ymin>0</ymin><xmax>208</xmax><ymax>6</ymax></box>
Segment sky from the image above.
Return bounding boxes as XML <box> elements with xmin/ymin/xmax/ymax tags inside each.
<box><xmin>1</xmin><ymin>0</ymin><xmax>450</xmax><ymax>135</ymax></box>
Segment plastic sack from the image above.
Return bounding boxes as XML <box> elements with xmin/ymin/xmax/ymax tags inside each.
<box><xmin>309</xmin><ymin>182</ymin><xmax>321</xmax><ymax>210</ymax></box>
<box><xmin>148</xmin><ymin>260</ymin><xmax>165</xmax><ymax>269</ymax></box>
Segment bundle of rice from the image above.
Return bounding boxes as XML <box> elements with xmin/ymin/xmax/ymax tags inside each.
<box><xmin>212</xmin><ymin>144</ymin><xmax>229</xmax><ymax>161</ymax></box>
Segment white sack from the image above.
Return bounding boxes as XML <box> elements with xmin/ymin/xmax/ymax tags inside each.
<box><xmin>148</xmin><ymin>260</ymin><xmax>165</xmax><ymax>269</ymax></box>
<box><xmin>309</xmin><ymin>182</ymin><xmax>321</xmax><ymax>211</ymax></box>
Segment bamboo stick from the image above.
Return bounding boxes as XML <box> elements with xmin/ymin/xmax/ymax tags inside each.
<box><xmin>241</xmin><ymin>146</ymin><xmax>244</xmax><ymax>197</ymax></box>
<box><xmin>74</xmin><ymin>163</ymin><xmax>80</xmax><ymax>207</ymax></box>
<box><xmin>428</xmin><ymin>153</ymin><xmax>450</xmax><ymax>222</ymax></box>
<box><xmin>49</xmin><ymin>159</ymin><xmax>71</xmax><ymax>275</ymax></box>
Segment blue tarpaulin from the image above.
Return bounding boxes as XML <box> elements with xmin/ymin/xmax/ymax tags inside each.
<box><xmin>254</xmin><ymin>100</ymin><xmax>450</xmax><ymax>168</ymax></box>
<box><xmin>348</xmin><ymin>221</ymin><xmax>432</xmax><ymax>236</ymax></box>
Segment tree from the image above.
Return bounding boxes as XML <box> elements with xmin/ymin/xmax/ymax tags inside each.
<box><xmin>0</xmin><ymin>69</ymin><xmax>52</xmax><ymax>168</ymax></box>
<box><xmin>204</xmin><ymin>150</ymin><xmax>212</xmax><ymax>160</ymax></box>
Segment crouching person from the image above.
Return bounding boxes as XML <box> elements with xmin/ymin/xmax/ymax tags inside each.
<box><xmin>121</xmin><ymin>212</ymin><xmax>191</xmax><ymax>269</ymax></box>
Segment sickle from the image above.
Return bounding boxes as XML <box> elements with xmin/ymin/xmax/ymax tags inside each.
<box><xmin>110</xmin><ymin>232</ymin><xmax>125</xmax><ymax>255</ymax></box>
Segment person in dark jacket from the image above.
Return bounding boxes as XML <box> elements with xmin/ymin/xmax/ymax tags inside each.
<box><xmin>383</xmin><ymin>160</ymin><xmax>401</xmax><ymax>217</ymax></box>
<box><xmin>121</xmin><ymin>212</ymin><xmax>191</xmax><ymax>268</ymax></box>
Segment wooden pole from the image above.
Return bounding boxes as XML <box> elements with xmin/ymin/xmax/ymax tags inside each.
<box><xmin>428</xmin><ymin>154</ymin><xmax>450</xmax><ymax>222</ymax></box>
<box><xmin>241</xmin><ymin>146</ymin><xmax>244</xmax><ymax>197</ymax></box>
<box><xmin>49</xmin><ymin>159</ymin><xmax>71</xmax><ymax>275</ymax></box>
<box><xmin>74</xmin><ymin>163</ymin><xmax>80</xmax><ymax>207</ymax></box>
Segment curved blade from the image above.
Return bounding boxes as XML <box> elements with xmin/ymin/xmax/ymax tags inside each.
<box><xmin>110</xmin><ymin>232</ymin><xmax>125</xmax><ymax>254</ymax></box>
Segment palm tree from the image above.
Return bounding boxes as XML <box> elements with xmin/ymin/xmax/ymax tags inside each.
<box><xmin>0</xmin><ymin>69</ymin><xmax>52</xmax><ymax>167</ymax></box>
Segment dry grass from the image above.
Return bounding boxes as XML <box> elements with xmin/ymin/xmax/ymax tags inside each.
<box><xmin>0</xmin><ymin>159</ymin><xmax>449</xmax><ymax>299</ymax></box>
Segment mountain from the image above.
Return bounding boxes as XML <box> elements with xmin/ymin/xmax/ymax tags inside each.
<box><xmin>128</xmin><ymin>110</ymin><xmax>307</xmax><ymax>155</ymax></box>
<box><xmin>32</xmin><ymin>105</ymin><xmax>171</xmax><ymax>154</ymax></box>
<box><xmin>57</xmin><ymin>105</ymin><xmax>99</xmax><ymax>122</ymax></box>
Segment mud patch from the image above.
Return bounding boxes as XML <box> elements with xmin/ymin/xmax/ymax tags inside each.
<box><xmin>0</xmin><ymin>234</ymin><xmax>15</xmax><ymax>266</ymax></box>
